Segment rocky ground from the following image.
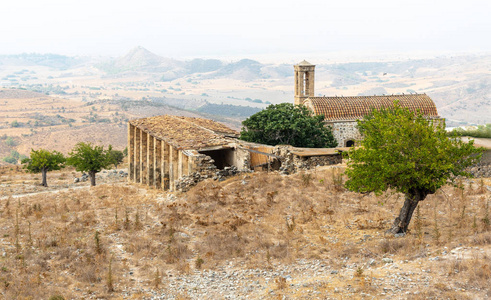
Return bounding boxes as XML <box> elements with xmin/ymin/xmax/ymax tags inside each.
<box><xmin>0</xmin><ymin>165</ymin><xmax>490</xmax><ymax>299</ymax></box>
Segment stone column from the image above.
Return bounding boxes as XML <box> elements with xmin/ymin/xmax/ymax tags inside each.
<box><xmin>187</xmin><ymin>154</ymin><xmax>193</xmax><ymax>176</ymax></box>
<box><xmin>147</xmin><ymin>133</ymin><xmax>154</xmax><ymax>187</ymax></box>
<box><xmin>178</xmin><ymin>151</ymin><xmax>183</xmax><ymax>179</ymax></box>
<box><xmin>141</xmin><ymin>130</ymin><xmax>147</xmax><ymax>184</ymax></box>
<box><xmin>294</xmin><ymin>71</ymin><xmax>298</xmax><ymax>97</ymax></box>
<box><xmin>309</xmin><ymin>70</ymin><xmax>315</xmax><ymax>97</ymax></box>
<box><xmin>128</xmin><ymin>124</ymin><xmax>134</xmax><ymax>182</ymax></box>
<box><xmin>169</xmin><ymin>146</ymin><xmax>179</xmax><ymax>191</ymax></box>
<box><xmin>154</xmin><ymin>137</ymin><xmax>161</xmax><ymax>189</ymax></box>
<box><xmin>134</xmin><ymin>126</ymin><xmax>141</xmax><ymax>183</ymax></box>
<box><xmin>162</xmin><ymin>141</ymin><xmax>170</xmax><ymax>190</ymax></box>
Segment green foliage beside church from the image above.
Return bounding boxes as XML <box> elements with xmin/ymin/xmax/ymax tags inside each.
<box><xmin>240</xmin><ymin>103</ymin><xmax>337</xmax><ymax>148</ymax></box>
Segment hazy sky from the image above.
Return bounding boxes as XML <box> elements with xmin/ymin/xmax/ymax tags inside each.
<box><xmin>1</xmin><ymin>0</ymin><xmax>490</xmax><ymax>59</ymax></box>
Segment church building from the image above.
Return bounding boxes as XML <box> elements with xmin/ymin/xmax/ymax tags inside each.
<box><xmin>294</xmin><ymin>60</ymin><xmax>441</xmax><ymax>147</ymax></box>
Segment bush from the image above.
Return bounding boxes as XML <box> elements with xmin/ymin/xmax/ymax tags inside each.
<box><xmin>5</xmin><ymin>136</ymin><xmax>16</xmax><ymax>147</ymax></box>
<box><xmin>450</xmin><ymin>124</ymin><xmax>491</xmax><ymax>138</ymax></box>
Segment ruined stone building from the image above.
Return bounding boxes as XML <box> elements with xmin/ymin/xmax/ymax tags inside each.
<box><xmin>128</xmin><ymin>115</ymin><xmax>343</xmax><ymax>191</ymax></box>
<box><xmin>127</xmin><ymin>115</ymin><xmax>249</xmax><ymax>191</ymax></box>
<box><xmin>294</xmin><ymin>60</ymin><xmax>441</xmax><ymax>147</ymax></box>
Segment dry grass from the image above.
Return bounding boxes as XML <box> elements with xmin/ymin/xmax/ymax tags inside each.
<box><xmin>0</xmin><ymin>166</ymin><xmax>489</xmax><ymax>298</ymax></box>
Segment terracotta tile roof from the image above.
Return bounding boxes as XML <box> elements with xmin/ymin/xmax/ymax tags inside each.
<box><xmin>304</xmin><ymin>94</ymin><xmax>439</xmax><ymax>121</ymax></box>
<box><xmin>129</xmin><ymin>115</ymin><xmax>238</xmax><ymax>150</ymax></box>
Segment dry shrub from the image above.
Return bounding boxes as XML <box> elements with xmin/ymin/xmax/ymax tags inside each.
<box><xmin>275</xmin><ymin>276</ymin><xmax>287</xmax><ymax>290</ymax></box>
<box><xmin>78</xmin><ymin>260</ymin><xmax>100</xmax><ymax>283</ymax></box>
<box><xmin>196</xmin><ymin>232</ymin><xmax>246</xmax><ymax>261</ymax></box>
<box><xmin>467</xmin><ymin>255</ymin><xmax>491</xmax><ymax>287</ymax></box>
<box><xmin>377</xmin><ymin>238</ymin><xmax>411</xmax><ymax>255</ymax></box>
<box><xmin>471</xmin><ymin>232</ymin><xmax>491</xmax><ymax>245</ymax></box>
<box><xmin>125</xmin><ymin>235</ymin><xmax>156</xmax><ymax>257</ymax></box>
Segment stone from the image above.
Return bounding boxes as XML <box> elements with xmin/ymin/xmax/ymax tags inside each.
<box><xmin>382</xmin><ymin>258</ymin><xmax>393</xmax><ymax>264</ymax></box>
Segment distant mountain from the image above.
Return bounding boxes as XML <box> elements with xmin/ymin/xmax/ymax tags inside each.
<box><xmin>95</xmin><ymin>48</ymin><xmax>286</xmax><ymax>81</ymax></box>
<box><xmin>97</xmin><ymin>46</ymin><xmax>184</xmax><ymax>75</ymax></box>
<box><xmin>0</xmin><ymin>53</ymin><xmax>85</xmax><ymax>69</ymax></box>
<box><xmin>185</xmin><ymin>58</ymin><xmax>223</xmax><ymax>73</ymax></box>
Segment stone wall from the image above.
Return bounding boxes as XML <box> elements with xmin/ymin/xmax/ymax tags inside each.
<box><xmin>469</xmin><ymin>149</ymin><xmax>491</xmax><ymax>178</ymax></box>
<box><xmin>175</xmin><ymin>148</ymin><xmax>251</xmax><ymax>192</ymax></box>
<box><xmin>327</xmin><ymin>121</ymin><xmax>362</xmax><ymax>147</ymax></box>
<box><xmin>293</xmin><ymin>155</ymin><xmax>342</xmax><ymax>170</ymax></box>
<box><xmin>273</xmin><ymin>146</ymin><xmax>342</xmax><ymax>175</ymax></box>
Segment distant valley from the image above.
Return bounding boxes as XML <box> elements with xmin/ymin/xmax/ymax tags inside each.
<box><xmin>0</xmin><ymin>47</ymin><xmax>489</xmax><ymax>161</ymax></box>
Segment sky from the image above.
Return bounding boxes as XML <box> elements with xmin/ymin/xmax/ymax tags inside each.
<box><xmin>1</xmin><ymin>0</ymin><xmax>490</xmax><ymax>59</ymax></box>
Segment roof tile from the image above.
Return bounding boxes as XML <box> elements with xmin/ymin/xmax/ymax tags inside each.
<box><xmin>129</xmin><ymin>115</ymin><xmax>238</xmax><ymax>150</ymax></box>
<box><xmin>304</xmin><ymin>94</ymin><xmax>439</xmax><ymax>121</ymax></box>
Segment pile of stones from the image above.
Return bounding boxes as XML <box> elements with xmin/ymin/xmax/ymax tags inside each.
<box><xmin>73</xmin><ymin>173</ymin><xmax>89</xmax><ymax>183</ymax></box>
<box><xmin>468</xmin><ymin>163</ymin><xmax>491</xmax><ymax>178</ymax></box>
<box><xmin>175</xmin><ymin>172</ymin><xmax>208</xmax><ymax>192</ymax></box>
<box><xmin>176</xmin><ymin>166</ymin><xmax>245</xmax><ymax>192</ymax></box>
<box><xmin>213</xmin><ymin>166</ymin><xmax>240</xmax><ymax>181</ymax></box>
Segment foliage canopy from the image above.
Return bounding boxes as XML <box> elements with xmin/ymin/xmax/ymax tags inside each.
<box><xmin>344</xmin><ymin>103</ymin><xmax>483</xmax><ymax>234</ymax></box>
<box><xmin>450</xmin><ymin>123</ymin><xmax>491</xmax><ymax>139</ymax></box>
<box><xmin>107</xmin><ymin>149</ymin><xmax>125</xmax><ymax>168</ymax></box>
<box><xmin>67</xmin><ymin>142</ymin><xmax>113</xmax><ymax>186</ymax></box>
<box><xmin>22</xmin><ymin>149</ymin><xmax>66</xmax><ymax>187</ymax></box>
<box><xmin>240</xmin><ymin>103</ymin><xmax>337</xmax><ymax>148</ymax></box>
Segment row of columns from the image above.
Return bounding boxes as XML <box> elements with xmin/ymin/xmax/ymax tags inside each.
<box><xmin>128</xmin><ymin>124</ymin><xmax>193</xmax><ymax>191</ymax></box>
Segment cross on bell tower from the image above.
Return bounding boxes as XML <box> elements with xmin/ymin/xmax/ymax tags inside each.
<box><xmin>294</xmin><ymin>60</ymin><xmax>315</xmax><ymax>106</ymax></box>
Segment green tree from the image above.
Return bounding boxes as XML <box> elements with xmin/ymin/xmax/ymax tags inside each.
<box><xmin>240</xmin><ymin>103</ymin><xmax>337</xmax><ymax>148</ymax></box>
<box><xmin>345</xmin><ymin>103</ymin><xmax>483</xmax><ymax>234</ymax></box>
<box><xmin>67</xmin><ymin>142</ymin><xmax>112</xmax><ymax>186</ymax></box>
<box><xmin>2</xmin><ymin>156</ymin><xmax>17</xmax><ymax>164</ymax></box>
<box><xmin>107</xmin><ymin>148</ymin><xmax>125</xmax><ymax>168</ymax></box>
<box><xmin>22</xmin><ymin>149</ymin><xmax>66</xmax><ymax>187</ymax></box>
<box><xmin>5</xmin><ymin>136</ymin><xmax>16</xmax><ymax>147</ymax></box>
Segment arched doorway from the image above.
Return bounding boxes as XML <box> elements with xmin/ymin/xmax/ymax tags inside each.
<box><xmin>345</xmin><ymin>140</ymin><xmax>355</xmax><ymax>147</ymax></box>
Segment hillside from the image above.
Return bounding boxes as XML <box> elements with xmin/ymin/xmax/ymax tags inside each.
<box><xmin>0</xmin><ymin>89</ymin><xmax>230</xmax><ymax>160</ymax></box>
<box><xmin>1</xmin><ymin>49</ymin><xmax>489</xmax><ymax>128</ymax></box>
<box><xmin>0</xmin><ymin>49</ymin><xmax>489</xmax><ymax>164</ymax></box>
<box><xmin>0</xmin><ymin>165</ymin><xmax>490</xmax><ymax>299</ymax></box>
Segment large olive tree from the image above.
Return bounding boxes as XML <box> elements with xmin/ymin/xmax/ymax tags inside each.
<box><xmin>345</xmin><ymin>103</ymin><xmax>482</xmax><ymax>234</ymax></box>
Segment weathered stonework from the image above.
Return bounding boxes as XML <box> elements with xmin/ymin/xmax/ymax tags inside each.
<box><xmin>328</xmin><ymin>121</ymin><xmax>363</xmax><ymax>147</ymax></box>
<box><xmin>273</xmin><ymin>145</ymin><xmax>342</xmax><ymax>174</ymax></box>
<box><xmin>129</xmin><ymin>116</ymin><xmax>345</xmax><ymax>193</ymax></box>
<box><xmin>294</xmin><ymin>61</ymin><xmax>442</xmax><ymax>147</ymax></box>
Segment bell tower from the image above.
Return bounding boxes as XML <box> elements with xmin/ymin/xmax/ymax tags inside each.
<box><xmin>294</xmin><ymin>60</ymin><xmax>315</xmax><ymax>106</ymax></box>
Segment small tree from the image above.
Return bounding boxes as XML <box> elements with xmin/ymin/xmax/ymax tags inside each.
<box><xmin>345</xmin><ymin>103</ymin><xmax>483</xmax><ymax>234</ymax></box>
<box><xmin>107</xmin><ymin>148</ymin><xmax>124</xmax><ymax>169</ymax></box>
<box><xmin>22</xmin><ymin>149</ymin><xmax>66</xmax><ymax>187</ymax></box>
<box><xmin>67</xmin><ymin>142</ymin><xmax>112</xmax><ymax>186</ymax></box>
<box><xmin>240</xmin><ymin>103</ymin><xmax>337</xmax><ymax>148</ymax></box>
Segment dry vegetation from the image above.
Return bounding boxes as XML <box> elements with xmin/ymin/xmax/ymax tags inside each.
<box><xmin>0</xmin><ymin>165</ymin><xmax>490</xmax><ymax>299</ymax></box>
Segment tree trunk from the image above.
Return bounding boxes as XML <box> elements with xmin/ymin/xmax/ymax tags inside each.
<box><xmin>89</xmin><ymin>171</ymin><xmax>96</xmax><ymax>186</ymax></box>
<box><xmin>41</xmin><ymin>168</ymin><xmax>48</xmax><ymax>187</ymax></box>
<box><xmin>387</xmin><ymin>190</ymin><xmax>426</xmax><ymax>234</ymax></box>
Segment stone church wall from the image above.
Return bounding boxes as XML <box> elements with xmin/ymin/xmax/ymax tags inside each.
<box><xmin>327</xmin><ymin>121</ymin><xmax>362</xmax><ymax>147</ymax></box>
